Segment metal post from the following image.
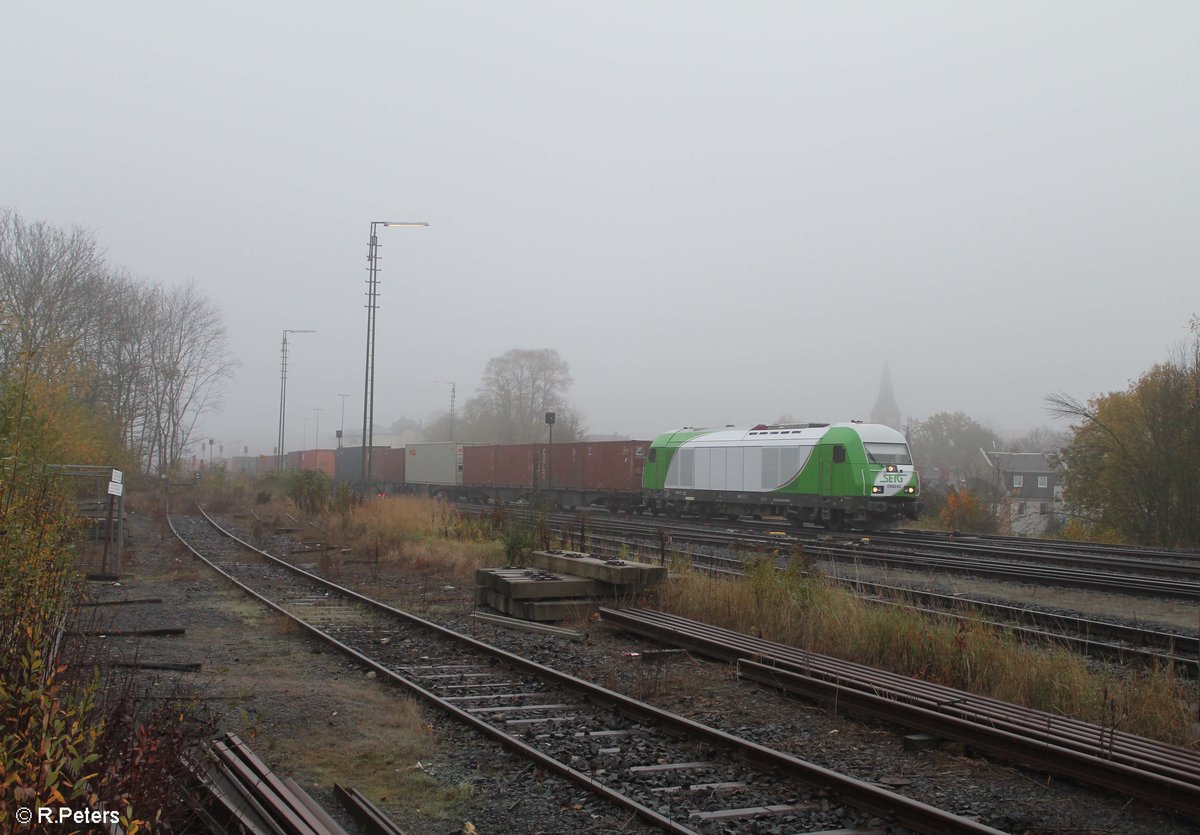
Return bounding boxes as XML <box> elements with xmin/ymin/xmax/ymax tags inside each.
<box><xmin>435</xmin><ymin>380</ymin><xmax>457</xmax><ymax>442</ymax></box>
<box><xmin>362</xmin><ymin>220</ymin><xmax>428</xmax><ymax>489</ymax></box>
<box><xmin>545</xmin><ymin>411</ymin><xmax>556</xmax><ymax>494</ymax></box>
<box><xmin>278</xmin><ymin>328</ymin><xmax>315</xmax><ymax>473</ymax></box>
<box><xmin>338</xmin><ymin>393</ymin><xmax>349</xmax><ymax>449</ymax></box>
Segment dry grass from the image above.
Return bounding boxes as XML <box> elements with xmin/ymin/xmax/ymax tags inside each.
<box><xmin>333</xmin><ymin>496</ymin><xmax>506</xmax><ymax>579</ymax></box>
<box><xmin>663</xmin><ymin>557</ymin><xmax>1200</xmax><ymax>747</ymax></box>
<box><xmin>268</xmin><ymin>493</ymin><xmax>1198</xmax><ymax>748</ymax></box>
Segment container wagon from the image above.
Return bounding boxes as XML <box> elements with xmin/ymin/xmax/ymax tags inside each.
<box><xmin>462</xmin><ymin>440</ymin><xmax>650</xmax><ymax>512</ymax></box>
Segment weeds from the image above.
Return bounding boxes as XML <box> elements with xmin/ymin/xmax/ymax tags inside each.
<box><xmin>663</xmin><ymin>559</ymin><xmax>1199</xmax><ymax>746</ymax></box>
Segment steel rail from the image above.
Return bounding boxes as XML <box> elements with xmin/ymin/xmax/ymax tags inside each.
<box><xmin>475</xmin><ymin>506</ymin><xmax>1200</xmax><ymax>671</ymax></box>
<box><xmin>800</xmin><ymin>542</ymin><xmax>1200</xmax><ymax>600</ymax></box>
<box><xmin>174</xmin><ymin>508</ymin><xmax>1005</xmax><ymax>835</ymax></box>
<box><xmin>885</xmin><ymin>528</ymin><xmax>1200</xmax><ymax>565</ymax></box>
<box><xmin>167</xmin><ymin>512</ymin><xmax>697</xmax><ymax>835</ymax></box>
<box><xmin>854</xmin><ymin>534</ymin><xmax>1200</xmax><ymax>581</ymax></box>
<box><xmin>599</xmin><ymin>607</ymin><xmax>1200</xmax><ymax>818</ymax></box>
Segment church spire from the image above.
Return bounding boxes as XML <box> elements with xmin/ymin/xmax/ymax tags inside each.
<box><xmin>871</xmin><ymin>363</ymin><xmax>902</xmax><ymax>429</ymax></box>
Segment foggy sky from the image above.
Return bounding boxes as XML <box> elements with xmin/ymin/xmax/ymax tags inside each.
<box><xmin>4</xmin><ymin>2</ymin><xmax>1197</xmax><ymax>456</ymax></box>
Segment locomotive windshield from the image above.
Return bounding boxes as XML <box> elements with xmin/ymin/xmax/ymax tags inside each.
<box><xmin>864</xmin><ymin>442</ymin><xmax>912</xmax><ymax>466</ymax></box>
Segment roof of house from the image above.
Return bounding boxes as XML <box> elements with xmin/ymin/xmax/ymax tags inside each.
<box><xmin>980</xmin><ymin>450</ymin><xmax>1058</xmax><ymax>473</ymax></box>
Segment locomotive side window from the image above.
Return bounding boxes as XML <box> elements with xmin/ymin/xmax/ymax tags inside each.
<box><xmin>648</xmin><ymin>448</ymin><xmax>656</xmax><ymax>463</ymax></box>
<box><xmin>833</xmin><ymin>445</ymin><xmax>846</xmax><ymax>464</ymax></box>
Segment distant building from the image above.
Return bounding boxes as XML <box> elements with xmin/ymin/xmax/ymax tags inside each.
<box><xmin>979</xmin><ymin>450</ymin><xmax>1064</xmax><ymax>536</ymax></box>
<box><xmin>870</xmin><ymin>363</ymin><xmax>902</xmax><ymax>430</ymax></box>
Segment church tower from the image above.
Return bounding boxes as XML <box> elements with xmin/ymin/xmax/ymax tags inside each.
<box><xmin>870</xmin><ymin>363</ymin><xmax>902</xmax><ymax>430</ymax></box>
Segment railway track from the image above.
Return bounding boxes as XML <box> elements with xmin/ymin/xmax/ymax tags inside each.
<box><xmin>469</xmin><ymin>505</ymin><xmax>1200</xmax><ymax>673</ymax></box>
<box><xmin>169</xmin><ymin>507</ymin><xmax>1003</xmax><ymax>835</ymax></box>
<box><xmin>601</xmin><ymin>608</ymin><xmax>1200</xmax><ymax>819</ymax></box>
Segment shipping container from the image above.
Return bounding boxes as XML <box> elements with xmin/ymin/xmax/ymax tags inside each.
<box><xmin>405</xmin><ymin>442</ymin><xmax>471</xmax><ymax>488</ymax></box>
<box><xmin>460</xmin><ymin>440</ymin><xmax>650</xmax><ymax>509</ymax></box>
<box><xmin>336</xmin><ymin>446</ymin><xmax>404</xmax><ymax>487</ymax></box>
<box><xmin>374</xmin><ymin>447</ymin><xmax>407</xmax><ymax>486</ymax></box>
<box><xmin>551</xmin><ymin>440</ymin><xmax>649</xmax><ymax>492</ymax></box>
<box><xmin>286</xmin><ymin>449</ymin><xmax>336</xmax><ymax>478</ymax></box>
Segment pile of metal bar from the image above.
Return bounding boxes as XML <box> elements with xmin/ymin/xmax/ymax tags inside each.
<box><xmin>193</xmin><ymin>733</ymin><xmax>350</xmax><ymax>834</ymax></box>
<box><xmin>600</xmin><ymin>607</ymin><xmax>1200</xmax><ymax>818</ymax></box>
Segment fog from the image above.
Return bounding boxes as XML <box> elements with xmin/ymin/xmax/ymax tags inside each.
<box><xmin>4</xmin><ymin>2</ymin><xmax>1197</xmax><ymax>456</ymax></box>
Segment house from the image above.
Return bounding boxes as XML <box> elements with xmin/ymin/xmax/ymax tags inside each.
<box><xmin>979</xmin><ymin>450</ymin><xmax>1064</xmax><ymax>536</ymax></box>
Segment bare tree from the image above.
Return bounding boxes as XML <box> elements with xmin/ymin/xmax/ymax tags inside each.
<box><xmin>458</xmin><ymin>348</ymin><xmax>586</xmax><ymax>443</ymax></box>
<box><xmin>144</xmin><ymin>282</ymin><xmax>238</xmax><ymax>474</ymax></box>
<box><xmin>0</xmin><ymin>209</ymin><xmax>107</xmax><ymax>375</ymax></box>
<box><xmin>0</xmin><ymin>209</ymin><xmax>238</xmax><ymax>474</ymax></box>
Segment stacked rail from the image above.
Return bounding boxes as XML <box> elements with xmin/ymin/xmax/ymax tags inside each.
<box><xmin>198</xmin><ymin>733</ymin><xmax>351</xmax><ymax>834</ymax></box>
<box><xmin>600</xmin><ymin>607</ymin><xmax>1200</xmax><ymax>818</ymax></box>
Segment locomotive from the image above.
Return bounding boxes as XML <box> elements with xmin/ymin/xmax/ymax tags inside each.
<box><xmin>642</xmin><ymin>421</ymin><xmax>920</xmax><ymax>528</ymax></box>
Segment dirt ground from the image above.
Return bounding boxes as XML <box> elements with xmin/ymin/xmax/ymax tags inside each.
<box><xmin>84</xmin><ymin>504</ymin><xmax>1200</xmax><ymax>835</ymax></box>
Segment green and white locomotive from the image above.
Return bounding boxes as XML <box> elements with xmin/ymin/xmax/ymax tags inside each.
<box><xmin>642</xmin><ymin>422</ymin><xmax>920</xmax><ymax>529</ymax></box>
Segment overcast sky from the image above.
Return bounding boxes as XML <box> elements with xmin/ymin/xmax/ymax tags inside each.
<box><xmin>5</xmin><ymin>2</ymin><xmax>1197</xmax><ymax>456</ymax></box>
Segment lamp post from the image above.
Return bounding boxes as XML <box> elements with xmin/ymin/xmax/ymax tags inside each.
<box><xmin>277</xmin><ymin>328</ymin><xmax>316</xmax><ymax>473</ymax></box>
<box><xmin>545</xmin><ymin>411</ymin><xmax>556</xmax><ymax>494</ymax></box>
<box><xmin>313</xmin><ymin>407</ymin><xmax>322</xmax><ymax>450</ymax></box>
<box><xmin>434</xmin><ymin>380</ymin><xmax>456</xmax><ymax>442</ymax></box>
<box><xmin>337</xmin><ymin>393</ymin><xmax>349</xmax><ymax>449</ymax></box>
<box><xmin>362</xmin><ymin>220</ymin><xmax>428</xmax><ymax>488</ymax></box>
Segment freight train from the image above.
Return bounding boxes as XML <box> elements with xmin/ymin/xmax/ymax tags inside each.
<box><xmin>317</xmin><ymin>420</ymin><xmax>920</xmax><ymax>529</ymax></box>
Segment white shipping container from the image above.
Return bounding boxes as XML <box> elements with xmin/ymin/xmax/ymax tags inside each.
<box><xmin>404</xmin><ymin>442</ymin><xmax>468</xmax><ymax>487</ymax></box>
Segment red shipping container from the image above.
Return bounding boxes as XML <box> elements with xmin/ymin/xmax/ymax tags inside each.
<box><xmin>368</xmin><ymin>447</ymin><xmax>404</xmax><ymax>485</ymax></box>
<box><xmin>548</xmin><ymin>441</ymin><xmax>650</xmax><ymax>491</ymax></box>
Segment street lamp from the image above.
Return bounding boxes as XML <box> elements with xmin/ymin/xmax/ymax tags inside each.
<box><xmin>277</xmin><ymin>328</ymin><xmax>316</xmax><ymax>473</ymax></box>
<box><xmin>434</xmin><ymin>380</ymin><xmax>456</xmax><ymax>442</ymax></box>
<box><xmin>313</xmin><ymin>407</ymin><xmax>322</xmax><ymax>450</ymax></box>
<box><xmin>545</xmin><ymin>411</ymin><xmax>556</xmax><ymax>493</ymax></box>
<box><xmin>337</xmin><ymin>393</ymin><xmax>349</xmax><ymax>449</ymax></box>
<box><xmin>362</xmin><ymin>220</ymin><xmax>428</xmax><ymax>488</ymax></box>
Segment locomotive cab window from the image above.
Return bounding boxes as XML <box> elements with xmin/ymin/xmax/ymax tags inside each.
<box><xmin>864</xmin><ymin>443</ymin><xmax>912</xmax><ymax>466</ymax></box>
<box><xmin>832</xmin><ymin>445</ymin><xmax>846</xmax><ymax>464</ymax></box>
<box><xmin>648</xmin><ymin>448</ymin><xmax>657</xmax><ymax>463</ymax></box>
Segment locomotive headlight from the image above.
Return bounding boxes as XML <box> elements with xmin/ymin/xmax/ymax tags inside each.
<box><xmin>871</xmin><ymin>486</ymin><xmax>884</xmax><ymax>494</ymax></box>
<box><xmin>886</xmin><ymin>464</ymin><xmax>897</xmax><ymax>473</ymax></box>
<box><xmin>904</xmin><ymin>486</ymin><xmax>916</xmax><ymax>494</ymax></box>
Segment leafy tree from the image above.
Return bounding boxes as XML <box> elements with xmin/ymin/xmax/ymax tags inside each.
<box><xmin>455</xmin><ymin>348</ymin><xmax>587</xmax><ymax>443</ymax></box>
<box><xmin>1049</xmin><ymin>325</ymin><xmax>1200</xmax><ymax>547</ymax></box>
<box><xmin>908</xmin><ymin>411</ymin><xmax>1001</xmax><ymax>487</ymax></box>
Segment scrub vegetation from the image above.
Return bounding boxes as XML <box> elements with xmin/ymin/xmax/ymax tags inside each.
<box><xmin>257</xmin><ymin>488</ymin><xmax>1198</xmax><ymax>748</ymax></box>
<box><xmin>0</xmin><ymin>371</ymin><xmax>208</xmax><ymax>833</ymax></box>
<box><xmin>662</xmin><ymin>557</ymin><xmax>1198</xmax><ymax>747</ymax></box>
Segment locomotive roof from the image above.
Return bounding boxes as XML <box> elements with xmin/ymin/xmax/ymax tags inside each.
<box><xmin>661</xmin><ymin>422</ymin><xmax>907</xmax><ymax>445</ymax></box>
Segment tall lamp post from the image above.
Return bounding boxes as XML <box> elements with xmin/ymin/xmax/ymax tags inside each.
<box><xmin>277</xmin><ymin>328</ymin><xmax>316</xmax><ymax>473</ymax></box>
<box><xmin>313</xmin><ymin>407</ymin><xmax>322</xmax><ymax>450</ymax></box>
<box><xmin>434</xmin><ymin>380</ymin><xmax>457</xmax><ymax>442</ymax></box>
<box><xmin>362</xmin><ymin>220</ymin><xmax>428</xmax><ymax>488</ymax></box>
<box><xmin>337</xmin><ymin>393</ymin><xmax>349</xmax><ymax>449</ymax></box>
<box><xmin>545</xmin><ymin>411</ymin><xmax>556</xmax><ymax>494</ymax></box>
